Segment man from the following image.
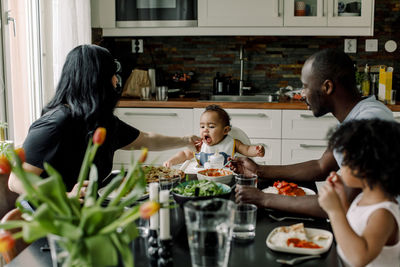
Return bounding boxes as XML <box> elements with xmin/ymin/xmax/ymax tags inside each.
<box><xmin>231</xmin><ymin>48</ymin><xmax>393</xmax><ymax>217</ymax></box>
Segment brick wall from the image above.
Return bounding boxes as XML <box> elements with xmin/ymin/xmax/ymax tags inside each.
<box><xmin>97</xmin><ymin>0</ymin><xmax>399</xmax><ymax>97</ymax></box>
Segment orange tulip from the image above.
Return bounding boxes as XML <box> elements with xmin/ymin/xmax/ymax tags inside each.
<box><xmin>138</xmin><ymin>147</ymin><xmax>148</xmax><ymax>163</ymax></box>
<box><xmin>0</xmin><ymin>155</ymin><xmax>11</xmax><ymax>174</ymax></box>
<box><xmin>0</xmin><ymin>231</ymin><xmax>15</xmax><ymax>253</ymax></box>
<box><xmin>15</xmin><ymin>148</ymin><xmax>26</xmax><ymax>163</ymax></box>
<box><xmin>139</xmin><ymin>201</ymin><xmax>160</xmax><ymax>219</ymax></box>
<box><xmin>93</xmin><ymin>127</ymin><xmax>106</xmax><ymax>145</ymax></box>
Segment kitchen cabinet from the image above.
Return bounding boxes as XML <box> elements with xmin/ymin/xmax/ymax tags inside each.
<box><xmin>112</xmin><ymin>108</ymin><xmax>194</xmax><ymax>168</ymax></box>
<box><xmin>281</xmin><ymin>110</ymin><xmax>337</xmax><ymax>164</ymax></box>
<box><xmin>284</xmin><ymin>0</ymin><xmax>373</xmax><ymax>28</ymax></box>
<box><xmin>198</xmin><ymin>0</ymin><xmax>283</xmax><ymax>27</ymax></box>
<box><xmin>393</xmin><ymin>112</ymin><xmax>400</xmax><ymax>123</ymax></box>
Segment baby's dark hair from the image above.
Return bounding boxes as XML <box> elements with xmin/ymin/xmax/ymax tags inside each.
<box><xmin>327</xmin><ymin>119</ymin><xmax>400</xmax><ymax>198</ymax></box>
<box><xmin>204</xmin><ymin>105</ymin><xmax>231</xmax><ymax>127</ymax></box>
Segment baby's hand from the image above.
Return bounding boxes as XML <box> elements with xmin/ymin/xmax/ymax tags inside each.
<box><xmin>256</xmin><ymin>145</ymin><xmax>265</xmax><ymax>157</ymax></box>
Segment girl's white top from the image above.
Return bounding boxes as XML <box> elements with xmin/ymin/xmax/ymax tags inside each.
<box><xmin>337</xmin><ymin>193</ymin><xmax>400</xmax><ymax>267</ymax></box>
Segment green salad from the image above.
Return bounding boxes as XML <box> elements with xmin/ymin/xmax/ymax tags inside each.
<box><xmin>173</xmin><ymin>180</ymin><xmax>225</xmax><ymax>197</ymax></box>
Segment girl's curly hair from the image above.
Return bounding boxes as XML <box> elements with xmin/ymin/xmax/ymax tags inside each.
<box><xmin>327</xmin><ymin>119</ymin><xmax>400</xmax><ymax>198</ymax></box>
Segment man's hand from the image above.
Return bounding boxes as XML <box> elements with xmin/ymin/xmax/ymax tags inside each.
<box><xmin>185</xmin><ymin>135</ymin><xmax>202</xmax><ymax>151</ymax></box>
<box><xmin>256</xmin><ymin>145</ymin><xmax>265</xmax><ymax>157</ymax></box>
<box><xmin>235</xmin><ymin>186</ymin><xmax>266</xmax><ymax>206</ymax></box>
<box><xmin>228</xmin><ymin>157</ymin><xmax>259</xmax><ymax>177</ymax></box>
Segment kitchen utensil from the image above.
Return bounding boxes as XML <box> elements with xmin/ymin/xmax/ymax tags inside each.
<box><xmin>276</xmin><ymin>255</ymin><xmax>320</xmax><ymax>265</ymax></box>
<box><xmin>268</xmin><ymin>214</ymin><xmax>314</xmax><ymax>222</ymax></box>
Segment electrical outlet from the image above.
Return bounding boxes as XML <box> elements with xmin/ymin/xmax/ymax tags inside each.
<box><xmin>365</xmin><ymin>39</ymin><xmax>378</xmax><ymax>52</ymax></box>
<box><xmin>344</xmin><ymin>39</ymin><xmax>357</xmax><ymax>53</ymax></box>
<box><xmin>132</xmin><ymin>39</ymin><xmax>143</xmax><ymax>53</ymax></box>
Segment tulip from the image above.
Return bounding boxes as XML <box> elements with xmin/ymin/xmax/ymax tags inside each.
<box><xmin>139</xmin><ymin>201</ymin><xmax>160</xmax><ymax>219</ymax></box>
<box><xmin>0</xmin><ymin>231</ymin><xmax>15</xmax><ymax>253</ymax></box>
<box><xmin>93</xmin><ymin>127</ymin><xmax>106</xmax><ymax>146</ymax></box>
<box><xmin>0</xmin><ymin>155</ymin><xmax>11</xmax><ymax>174</ymax></box>
<box><xmin>15</xmin><ymin>148</ymin><xmax>25</xmax><ymax>163</ymax></box>
<box><xmin>138</xmin><ymin>147</ymin><xmax>148</xmax><ymax>163</ymax></box>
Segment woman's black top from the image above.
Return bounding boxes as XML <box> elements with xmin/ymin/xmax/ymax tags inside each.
<box><xmin>23</xmin><ymin>105</ymin><xmax>139</xmax><ymax>191</ymax></box>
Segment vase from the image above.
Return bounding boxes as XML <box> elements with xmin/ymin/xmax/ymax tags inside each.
<box><xmin>47</xmin><ymin>234</ymin><xmax>71</xmax><ymax>267</ymax></box>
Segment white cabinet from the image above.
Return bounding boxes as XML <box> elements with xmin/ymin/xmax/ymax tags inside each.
<box><xmin>113</xmin><ymin>108</ymin><xmax>194</xmax><ymax>167</ymax></box>
<box><xmin>393</xmin><ymin>112</ymin><xmax>400</xmax><ymax>123</ymax></box>
<box><xmin>198</xmin><ymin>0</ymin><xmax>283</xmax><ymax>27</ymax></box>
<box><xmin>281</xmin><ymin>110</ymin><xmax>338</xmax><ymax>164</ymax></box>
<box><xmin>284</xmin><ymin>0</ymin><xmax>373</xmax><ymax>28</ymax></box>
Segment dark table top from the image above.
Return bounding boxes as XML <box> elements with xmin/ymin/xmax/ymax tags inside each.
<box><xmin>7</xmin><ymin>181</ymin><xmax>339</xmax><ymax>267</ymax></box>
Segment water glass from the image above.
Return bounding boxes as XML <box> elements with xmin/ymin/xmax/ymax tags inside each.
<box><xmin>184</xmin><ymin>199</ymin><xmax>235</xmax><ymax>267</ymax></box>
<box><xmin>156</xmin><ymin>86</ymin><xmax>168</xmax><ymax>101</ymax></box>
<box><xmin>141</xmin><ymin>86</ymin><xmax>151</xmax><ymax>100</ymax></box>
<box><xmin>234</xmin><ymin>174</ymin><xmax>258</xmax><ymax>188</ymax></box>
<box><xmin>233</xmin><ymin>204</ymin><xmax>257</xmax><ymax>242</ymax></box>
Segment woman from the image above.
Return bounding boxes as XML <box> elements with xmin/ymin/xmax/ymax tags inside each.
<box><xmin>9</xmin><ymin>44</ymin><xmax>199</xmax><ymax>194</ymax></box>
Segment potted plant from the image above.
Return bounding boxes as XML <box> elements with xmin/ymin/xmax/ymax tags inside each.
<box><xmin>0</xmin><ymin>127</ymin><xmax>159</xmax><ymax>267</ymax></box>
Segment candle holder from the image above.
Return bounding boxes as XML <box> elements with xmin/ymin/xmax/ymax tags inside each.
<box><xmin>147</xmin><ymin>229</ymin><xmax>159</xmax><ymax>266</ymax></box>
<box><xmin>157</xmin><ymin>239</ymin><xmax>173</xmax><ymax>267</ymax></box>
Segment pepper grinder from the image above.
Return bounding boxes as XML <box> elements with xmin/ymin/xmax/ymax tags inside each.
<box><xmin>158</xmin><ymin>190</ymin><xmax>173</xmax><ymax>267</ymax></box>
<box><xmin>147</xmin><ymin>183</ymin><xmax>159</xmax><ymax>266</ymax></box>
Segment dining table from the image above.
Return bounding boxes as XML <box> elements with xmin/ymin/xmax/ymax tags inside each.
<box><xmin>6</xmin><ymin>181</ymin><xmax>340</xmax><ymax>267</ymax></box>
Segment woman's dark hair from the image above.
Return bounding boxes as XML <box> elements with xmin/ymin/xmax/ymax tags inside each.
<box><xmin>204</xmin><ymin>105</ymin><xmax>231</xmax><ymax>127</ymax></box>
<box><xmin>327</xmin><ymin>119</ymin><xmax>400</xmax><ymax>198</ymax></box>
<box><xmin>308</xmin><ymin>48</ymin><xmax>357</xmax><ymax>94</ymax></box>
<box><xmin>43</xmin><ymin>44</ymin><xmax>120</xmax><ymax>129</ymax></box>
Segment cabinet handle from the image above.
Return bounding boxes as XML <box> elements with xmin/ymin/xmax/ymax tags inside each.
<box><xmin>300</xmin><ymin>144</ymin><xmax>327</xmax><ymax>148</ymax></box>
<box><xmin>394</xmin><ymin>116</ymin><xmax>400</xmax><ymax>120</ymax></box>
<box><xmin>123</xmin><ymin>112</ymin><xmax>178</xmax><ymax>117</ymax></box>
<box><xmin>300</xmin><ymin>114</ymin><xmax>334</xmax><ymax>119</ymax></box>
<box><xmin>230</xmin><ymin>113</ymin><xmax>267</xmax><ymax>118</ymax></box>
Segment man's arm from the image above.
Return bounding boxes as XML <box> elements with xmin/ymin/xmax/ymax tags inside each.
<box><xmin>256</xmin><ymin>148</ymin><xmax>339</xmax><ymax>182</ymax></box>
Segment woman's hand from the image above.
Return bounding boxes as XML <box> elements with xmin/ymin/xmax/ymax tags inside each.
<box><xmin>68</xmin><ymin>180</ymin><xmax>90</xmax><ymax>201</ymax></box>
<box><xmin>318</xmin><ymin>180</ymin><xmax>343</xmax><ymax>215</ymax></box>
<box><xmin>228</xmin><ymin>157</ymin><xmax>259</xmax><ymax>177</ymax></box>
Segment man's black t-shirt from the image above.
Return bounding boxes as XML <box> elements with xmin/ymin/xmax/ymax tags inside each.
<box><xmin>23</xmin><ymin>106</ymin><xmax>140</xmax><ymax>191</ymax></box>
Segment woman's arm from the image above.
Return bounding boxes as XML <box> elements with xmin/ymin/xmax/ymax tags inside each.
<box><xmin>8</xmin><ymin>162</ymin><xmax>43</xmax><ymax>194</ymax></box>
<box><xmin>235</xmin><ymin>140</ymin><xmax>265</xmax><ymax>157</ymax></box>
<box><xmin>163</xmin><ymin>149</ymin><xmax>194</xmax><ymax>167</ymax></box>
<box><xmin>122</xmin><ymin>131</ymin><xmax>200</xmax><ymax>151</ymax></box>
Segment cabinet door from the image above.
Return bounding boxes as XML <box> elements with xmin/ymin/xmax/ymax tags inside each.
<box><xmin>393</xmin><ymin>112</ymin><xmax>400</xmax><ymax>124</ymax></box>
<box><xmin>250</xmin><ymin>138</ymin><xmax>281</xmax><ymax>165</ymax></box>
<box><xmin>198</xmin><ymin>0</ymin><xmax>283</xmax><ymax>27</ymax></box>
<box><xmin>193</xmin><ymin>108</ymin><xmax>282</xmax><ymax>139</ymax></box>
<box><xmin>328</xmin><ymin>0</ymin><xmax>373</xmax><ymax>27</ymax></box>
<box><xmin>113</xmin><ymin>108</ymin><xmax>194</xmax><ymax>167</ymax></box>
<box><xmin>282</xmin><ymin>110</ymin><xmax>337</xmax><ymax>140</ymax></box>
<box><xmin>284</xmin><ymin>0</ymin><xmax>327</xmax><ymax>26</ymax></box>
<box><xmin>282</xmin><ymin>139</ymin><xmax>327</xmax><ymax>165</ymax></box>
<box><xmin>91</xmin><ymin>0</ymin><xmax>115</xmax><ymax>28</ymax></box>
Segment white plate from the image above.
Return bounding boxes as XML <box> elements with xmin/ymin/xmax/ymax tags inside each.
<box><xmin>266</xmin><ymin>227</ymin><xmax>333</xmax><ymax>255</ymax></box>
<box><xmin>98</xmin><ymin>187</ymin><xmax>149</xmax><ymax>201</ymax></box>
<box><xmin>262</xmin><ymin>186</ymin><xmax>316</xmax><ymax>195</ymax></box>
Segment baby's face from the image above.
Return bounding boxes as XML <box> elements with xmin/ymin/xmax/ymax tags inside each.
<box><xmin>199</xmin><ymin>111</ymin><xmax>229</xmax><ymax>146</ymax></box>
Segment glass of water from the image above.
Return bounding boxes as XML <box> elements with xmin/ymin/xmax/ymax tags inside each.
<box><xmin>232</xmin><ymin>204</ymin><xmax>257</xmax><ymax>242</ymax></box>
<box><xmin>184</xmin><ymin>199</ymin><xmax>235</xmax><ymax>267</ymax></box>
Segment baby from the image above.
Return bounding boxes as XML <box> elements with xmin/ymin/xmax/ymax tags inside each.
<box><xmin>163</xmin><ymin>105</ymin><xmax>265</xmax><ymax>167</ymax></box>
<box><xmin>318</xmin><ymin>119</ymin><xmax>400</xmax><ymax>267</ymax></box>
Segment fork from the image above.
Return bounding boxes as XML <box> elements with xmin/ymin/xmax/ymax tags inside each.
<box><xmin>276</xmin><ymin>255</ymin><xmax>320</xmax><ymax>265</ymax></box>
<box><xmin>269</xmin><ymin>214</ymin><xmax>314</xmax><ymax>222</ymax></box>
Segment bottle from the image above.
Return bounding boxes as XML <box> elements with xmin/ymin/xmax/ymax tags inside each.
<box><xmin>209</xmin><ymin>150</ymin><xmax>224</xmax><ymax>169</ymax></box>
<box><xmin>361</xmin><ymin>64</ymin><xmax>370</xmax><ymax>96</ymax></box>
<box><xmin>213</xmin><ymin>72</ymin><xmax>220</xmax><ymax>95</ymax></box>
<box><xmin>371</xmin><ymin>73</ymin><xmax>377</xmax><ymax>98</ymax></box>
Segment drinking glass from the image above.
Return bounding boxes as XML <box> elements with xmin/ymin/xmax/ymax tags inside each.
<box><xmin>156</xmin><ymin>86</ymin><xmax>168</xmax><ymax>101</ymax></box>
<box><xmin>232</xmin><ymin>204</ymin><xmax>257</xmax><ymax>242</ymax></box>
<box><xmin>234</xmin><ymin>174</ymin><xmax>258</xmax><ymax>188</ymax></box>
<box><xmin>184</xmin><ymin>199</ymin><xmax>235</xmax><ymax>267</ymax></box>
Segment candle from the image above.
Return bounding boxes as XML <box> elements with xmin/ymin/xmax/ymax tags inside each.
<box><xmin>149</xmin><ymin>183</ymin><xmax>159</xmax><ymax>230</ymax></box>
<box><xmin>159</xmin><ymin>190</ymin><xmax>171</xmax><ymax>240</ymax></box>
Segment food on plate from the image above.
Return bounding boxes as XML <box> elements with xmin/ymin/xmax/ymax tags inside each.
<box><xmin>198</xmin><ymin>168</ymin><xmax>232</xmax><ymax>177</ymax></box>
<box><xmin>269</xmin><ymin>223</ymin><xmax>321</xmax><ymax>249</ymax></box>
<box><xmin>143</xmin><ymin>166</ymin><xmax>184</xmax><ymax>183</ymax></box>
<box><xmin>264</xmin><ymin>180</ymin><xmax>306</xmax><ymax>196</ymax></box>
<box><xmin>172</xmin><ymin>180</ymin><xmax>224</xmax><ymax>197</ymax></box>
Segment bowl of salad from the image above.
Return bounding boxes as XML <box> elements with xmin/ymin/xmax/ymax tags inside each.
<box><xmin>171</xmin><ymin>180</ymin><xmax>232</xmax><ymax>206</ymax></box>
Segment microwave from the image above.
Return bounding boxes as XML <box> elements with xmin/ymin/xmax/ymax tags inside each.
<box><xmin>116</xmin><ymin>0</ymin><xmax>197</xmax><ymax>27</ymax></box>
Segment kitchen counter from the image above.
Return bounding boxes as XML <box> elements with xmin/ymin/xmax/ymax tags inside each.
<box><xmin>117</xmin><ymin>98</ymin><xmax>400</xmax><ymax>111</ymax></box>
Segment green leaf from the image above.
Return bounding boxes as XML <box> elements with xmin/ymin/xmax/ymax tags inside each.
<box><xmin>84</xmin><ymin>165</ymin><xmax>98</xmax><ymax>207</ymax></box>
<box><xmin>22</xmin><ymin>221</ymin><xmax>48</xmax><ymax>242</ymax></box>
<box><xmin>85</xmin><ymin>235</ymin><xmax>119</xmax><ymax>267</ymax></box>
<box><xmin>79</xmin><ymin>206</ymin><xmax>123</xmax><ymax>236</ymax></box>
<box><xmin>110</xmin><ymin>233</ymin><xmax>134</xmax><ymax>267</ymax></box>
<box><xmin>96</xmin><ymin>170</ymin><xmax>124</xmax><ymax>206</ymax></box>
<box><xmin>53</xmin><ymin>221</ymin><xmax>83</xmax><ymax>240</ymax></box>
<box><xmin>32</xmin><ymin>204</ymin><xmax>58</xmax><ymax>233</ymax></box>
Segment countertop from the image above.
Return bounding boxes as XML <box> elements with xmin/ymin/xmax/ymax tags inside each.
<box><xmin>117</xmin><ymin>97</ymin><xmax>400</xmax><ymax>112</ymax></box>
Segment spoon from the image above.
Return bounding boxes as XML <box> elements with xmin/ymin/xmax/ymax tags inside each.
<box><xmin>276</xmin><ymin>255</ymin><xmax>320</xmax><ymax>265</ymax></box>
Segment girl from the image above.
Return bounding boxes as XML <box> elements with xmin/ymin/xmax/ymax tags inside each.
<box><xmin>318</xmin><ymin>119</ymin><xmax>400</xmax><ymax>267</ymax></box>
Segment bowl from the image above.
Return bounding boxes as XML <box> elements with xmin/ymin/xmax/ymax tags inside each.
<box><xmin>197</xmin><ymin>168</ymin><xmax>234</xmax><ymax>184</ymax></box>
<box><xmin>171</xmin><ymin>180</ymin><xmax>232</xmax><ymax>206</ymax></box>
